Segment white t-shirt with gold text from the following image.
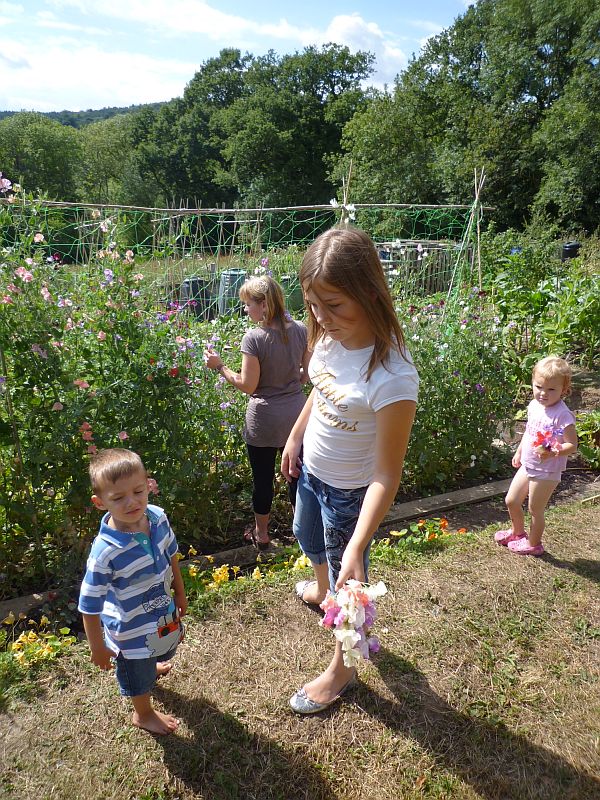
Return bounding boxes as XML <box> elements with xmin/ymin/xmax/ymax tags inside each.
<box><xmin>303</xmin><ymin>337</ymin><xmax>419</xmax><ymax>489</ymax></box>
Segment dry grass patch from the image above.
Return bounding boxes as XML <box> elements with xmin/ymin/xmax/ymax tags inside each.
<box><xmin>1</xmin><ymin>501</ymin><xmax>599</xmax><ymax>800</ymax></box>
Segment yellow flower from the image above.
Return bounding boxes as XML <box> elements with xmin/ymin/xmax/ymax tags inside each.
<box><xmin>232</xmin><ymin>565</ymin><xmax>240</xmax><ymax>576</ymax></box>
<box><xmin>292</xmin><ymin>554</ymin><xmax>311</xmax><ymax>571</ymax></box>
<box><xmin>11</xmin><ymin>641</ymin><xmax>23</xmax><ymax>651</ymax></box>
<box><xmin>27</xmin><ymin>631</ymin><xmax>38</xmax><ymax>642</ymax></box>
<box><xmin>206</xmin><ymin>555</ymin><xmax>215</xmax><ymax>564</ymax></box>
<box><xmin>14</xmin><ymin>651</ymin><xmax>26</xmax><ymax>664</ymax></box>
<box><xmin>188</xmin><ymin>565</ymin><xmax>198</xmax><ymax>578</ymax></box>
<box><xmin>39</xmin><ymin>615</ymin><xmax>49</xmax><ymax>626</ymax></box>
<box><xmin>187</xmin><ymin>545</ymin><xmax>198</xmax><ymax>557</ymax></box>
<box><xmin>2</xmin><ymin>611</ymin><xmax>15</xmax><ymax>625</ymax></box>
<box><xmin>252</xmin><ymin>567</ymin><xmax>263</xmax><ymax>580</ymax></box>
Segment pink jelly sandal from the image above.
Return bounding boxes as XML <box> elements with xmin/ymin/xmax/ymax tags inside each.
<box><xmin>494</xmin><ymin>528</ymin><xmax>527</xmax><ymax>547</ymax></box>
<box><xmin>507</xmin><ymin>537</ymin><xmax>544</xmax><ymax>556</ymax></box>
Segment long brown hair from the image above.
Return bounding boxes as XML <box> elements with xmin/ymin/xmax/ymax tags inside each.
<box><xmin>300</xmin><ymin>227</ymin><xmax>406</xmax><ymax>379</ymax></box>
<box><xmin>239</xmin><ymin>275</ymin><xmax>289</xmax><ymax>343</ymax></box>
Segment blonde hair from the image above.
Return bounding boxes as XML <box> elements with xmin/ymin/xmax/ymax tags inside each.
<box><xmin>532</xmin><ymin>356</ymin><xmax>572</xmax><ymax>396</ymax></box>
<box><xmin>239</xmin><ymin>275</ymin><xmax>288</xmax><ymax>342</ymax></box>
<box><xmin>89</xmin><ymin>448</ymin><xmax>146</xmax><ymax>494</ymax></box>
<box><xmin>300</xmin><ymin>227</ymin><xmax>406</xmax><ymax>379</ymax></box>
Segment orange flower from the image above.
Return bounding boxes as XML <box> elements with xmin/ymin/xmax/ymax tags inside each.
<box><xmin>457</xmin><ymin>527</ymin><xmax>467</xmax><ymax>534</ymax></box>
<box><xmin>417</xmin><ymin>519</ymin><xmax>426</xmax><ymax>527</ymax></box>
<box><xmin>427</xmin><ymin>532</ymin><xmax>437</xmax><ymax>541</ymax></box>
<box><xmin>440</xmin><ymin>518</ymin><xmax>448</xmax><ymax>529</ymax></box>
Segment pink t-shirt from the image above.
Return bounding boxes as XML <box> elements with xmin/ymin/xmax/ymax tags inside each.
<box><xmin>522</xmin><ymin>398</ymin><xmax>576</xmax><ymax>481</ymax></box>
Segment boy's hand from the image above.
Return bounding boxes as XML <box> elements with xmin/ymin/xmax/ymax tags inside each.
<box><xmin>90</xmin><ymin>646</ymin><xmax>115</xmax><ymax>671</ymax></box>
<box><xmin>174</xmin><ymin>590</ymin><xmax>188</xmax><ymax>617</ymax></box>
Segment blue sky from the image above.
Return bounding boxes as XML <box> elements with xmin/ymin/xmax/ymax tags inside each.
<box><xmin>0</xmin><ymin>0</ymin><xmax>471</xmax><ymax>112</ymax></box>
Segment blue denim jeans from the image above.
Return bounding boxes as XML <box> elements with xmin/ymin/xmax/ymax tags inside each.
<box><xmin>293</xmin><ymin>466</ymin><xmax>369</xmax><ymax>592</ymax></box>
<box><xmin>115</xmin><ymin>643</ymin><xmax>179</xmax><ymax>697</ymax></box>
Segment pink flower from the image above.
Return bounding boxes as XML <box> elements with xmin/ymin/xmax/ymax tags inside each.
<box><xmin>87</xmin><ymin>445</ymin><xmax>98</xmax><ymax>455</ymax></box>
<box><xmin>31</xmin><ymin>344</ymin><xmax>48</xmax><ymax>359</ymax></box>
<box><xmin>41</xmin><ymin>287</ymin><xmax>52</xmax><ymax>302</ymax></box>
<box><xmin>82</xmin><ymin>431</ymin><xmax>94</xmax><ymax>441</ymax></box>
<box><xmin>147</xmin><ymin>477</ymin><xmax>159</xmax><ymax>495</ymax></box>
<box><xmin>97</xmin><ymin>331</ymin><xmax>107</xmax><ymax>341</ymax></box>
<box><xmin>73</xmin><ymin>379</ymin><xmax>90</xmax><ymax>389</ymax></box>
<box><xmin>133</xmin><ymin>273</ymin><xmax>144</xmax><ymax>281</ymax></box>
<box><xmin>7</xmin><ymin>283</ymin><xmax>19</xmax><ymax>293</ymax></box>
<box><xmin>79</xmin><ymin>421</ymin><xmax>92</xmax><ymax>431</ymax></box>
<box><xmin>1</xmin><ymin>296</ymin><xmax>13</xmax><ymax>304</ymax></box>
<box><xmin>14</xmin><ymin>266</ymin><xmax>33</xmax><ymax>282</ymax></box>
<box><xmin>118</xmin><ymin>431</ymin><xmax>128</xmax><ymax>440</ymax></box>
<box><xmin>51</xmin><ymin>402</ymin><xmax>63</xmax><ymax>411</ymax></box>
<box><xmin>33</xmin><ymin>233</ymin><xmax>45</xmax><ymax>243</ymax></box>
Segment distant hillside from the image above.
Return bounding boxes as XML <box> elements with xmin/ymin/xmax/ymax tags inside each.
<box><xmin>0</xmin><ymin>101</ymin><xmax>166</xmax><ymax>128</ymax></box>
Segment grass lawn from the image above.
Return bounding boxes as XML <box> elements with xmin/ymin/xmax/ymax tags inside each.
<box><xmin>1</xmin><ymin>499</ymin><xmax>599</xmax><ymax>800</ymax></box>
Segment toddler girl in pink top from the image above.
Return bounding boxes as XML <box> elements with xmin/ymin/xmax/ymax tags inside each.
<box><xmin>495</xmin><ymin>356</ymin><xmax>577</xmax><ymax>556</ymax></box>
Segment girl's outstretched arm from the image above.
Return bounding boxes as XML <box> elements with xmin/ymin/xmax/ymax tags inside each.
<box><xmin>204</xmin><ymin>350</ymin><xmax>260</xmax><ymax>395</ymax></box>
<box><xmin>335</xmin><ymin>399</ymin><xmax>416</xmax><ymax>590</ymax></box>
<box><xmin>281</xmin><ymin>389</ymin><xmax>315</xmax><ymax>481</ymax></box>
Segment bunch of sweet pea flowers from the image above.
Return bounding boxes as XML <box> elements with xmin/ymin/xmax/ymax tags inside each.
<box><xmin>319</xmin><ymin>579</ymin><xmax>387</xmax><ymax>668</ymax></box>
<box><xmin>533</xmin><ymin>428</ymin><xmax>562</xmax><ymax>455</ymax></box>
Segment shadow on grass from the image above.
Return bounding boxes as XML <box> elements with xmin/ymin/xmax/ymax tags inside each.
<box><xmin>370</xmin><ymin>648</ymin><xmax>600</xmax><ymax>800</ymax></box>
<box><xmin>541</xmin><ymin>554</ymin><xmax>600</xmax><ymax>585</ymax></box>
<box><xmin>155</xmin><ymin>686</ymin><xmax>338</xmax><ymax>800</ymax></box>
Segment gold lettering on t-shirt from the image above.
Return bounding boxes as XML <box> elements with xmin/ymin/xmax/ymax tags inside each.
<box><xmin>316</xmin><ymin>396</ymin><xmax>358</xmax><ymax>432</ymax></box>
<box><xmin>312</xmin><ymin>368</ymin><xmax>350</xmax><ymax>409</ymax></box>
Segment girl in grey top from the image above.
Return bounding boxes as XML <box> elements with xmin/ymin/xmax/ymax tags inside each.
<box><xmin>204</xmin><ymin>276</ymin><xmax>310</xmax><ymax>548</ymax></box>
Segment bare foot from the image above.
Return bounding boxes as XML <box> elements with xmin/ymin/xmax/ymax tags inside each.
<box><xmin>302</xmin><ymin>669</ymin><xmax>355</xmax><ymax>705</ymax></box>
<box><xmin>299</xmin><ymin>581</ymin><xmax>326</xmax><ymax>605</ymax></box>
<box><xmin>156</xmin><ymin>661</ymin><xmax>173</xmax><ymax>678</ymax></box>
<box><xmin>132</xmin><ymin>708</ymin><xmax>179</xmax><ymax>735</ymax></box>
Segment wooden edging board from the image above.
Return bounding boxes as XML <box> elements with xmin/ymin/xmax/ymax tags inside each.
<box><xmin>383</xmin><ymin>478</ymin><xmax>513</xmax><ymax>526</ymax></box>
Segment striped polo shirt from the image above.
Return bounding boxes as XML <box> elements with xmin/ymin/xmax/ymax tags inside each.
<box><xmin>78</xmin><ymin>504</ymin><xmax>182</xmax><ymax>659</ymax></box>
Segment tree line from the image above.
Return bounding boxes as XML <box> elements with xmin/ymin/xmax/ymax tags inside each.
<box><xmin>1</xmin><ymin>0</ymin><xmax>598</xmax><ymax>233</ymax></box>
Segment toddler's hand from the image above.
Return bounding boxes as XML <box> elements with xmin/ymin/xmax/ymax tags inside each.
<box><xmin>174</xmin><ymin>591</ymin><xmax>188</xmax><ymax>617</ymax></box>
<box><xmin>512</xmin><ymin>452</ymin><xmax>521</xmax><ymax>468</ymax></box>
<box><xmin>91</xmin><ymin>646</ymin><xmax>115</xmax><ymax>671</ymax></box>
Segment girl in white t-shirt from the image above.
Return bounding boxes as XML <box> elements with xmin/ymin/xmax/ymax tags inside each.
<box><xmin>495</xmin><ymin>356</ymin><xmax>577</xmax><ymax>556</ymax></box>
<box><xmin>282</xmin><ymin>227</ymin><xmax>419</xmax><ymax>714</ymax></box>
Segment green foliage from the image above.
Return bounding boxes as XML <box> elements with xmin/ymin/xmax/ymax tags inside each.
<box><xmin>0</xmin><ymin>618</ymin><xmax>75</xmax><ymax>710</ymax></box>
<box><xmin>483</xmin><ymin>231</ymin><xmax>600</xmax><ymax>375</ymax></box>
<box><xmin>338</xmin><ymin>0</ymin><xmax>600</xmax><ymax>232</ymax></box>
<box><xmin>399</xmin><ymin>296</ymin><xmax>515</xmax><ymax>490</ymax></box>
<box><xmin>0</xmin><ymin>193</ymin><xmax>251</xmax><ymax>596</ymax></box>
<box><xmin>576</xmin><ymin>410</ymin><xmax>600</xmax><ymax>469</ymax></box>
<box><xmin>0</xmin><ymin>112</ymin><xmax>83</xmax><ymax>201</ymax></box>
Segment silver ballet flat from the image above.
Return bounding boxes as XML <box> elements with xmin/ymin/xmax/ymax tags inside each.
<box><xmin>289</xmin><ymin>677</ymin><xmax>356</xmax><ymax>715</ymax></box>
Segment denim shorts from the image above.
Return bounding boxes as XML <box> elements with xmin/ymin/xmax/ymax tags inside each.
<box><xmin>293</xmin><ymin>466</ymin><xmax>369</xmax><ymax>592</ymax></box>
<box><xmin>115</xmin><ymin>644</ymin><xmax>179</xmax><ymax>697</ymax></box>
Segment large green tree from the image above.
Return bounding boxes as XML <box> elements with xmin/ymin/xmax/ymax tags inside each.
<box><xmin>339</xmin><ymin>0</ymin><xmax>600</xmax><ymax>231</ymax></box>
<box><xmin>0</xmin><ymin>112</ymin><xmax>82</xmax><ymax>200</ymax></box>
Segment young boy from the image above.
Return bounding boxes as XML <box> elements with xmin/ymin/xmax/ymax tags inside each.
<box><xmin>78</xmin><ymin>448</ymin><xmax>187</xmax><ymax>735</ymax></box>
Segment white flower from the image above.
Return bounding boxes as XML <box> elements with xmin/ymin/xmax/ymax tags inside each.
<box><xmin>329</xmin><ymin>198</ymin><xmax>339</xmax><ymax>208</ymax></box>
<box><xmin>366</xmin><ymin>581</ymin><xmax>387</xmax><ymax>599</ymax></box>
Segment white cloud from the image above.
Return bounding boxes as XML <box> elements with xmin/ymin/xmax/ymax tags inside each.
<box><xmin>0</xmin><ymin>1</ymin><xmax>24</xmax><ymax>14</ymax></box>
<box><xmin>0</xmin><ymin>40</ymin><xmax>196</xmax><ymax>110</ymax></box>
<box><xmin>319</xmin><ymin>14</ymin><xmax>408</xmax><ymax>88</ymax></box>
